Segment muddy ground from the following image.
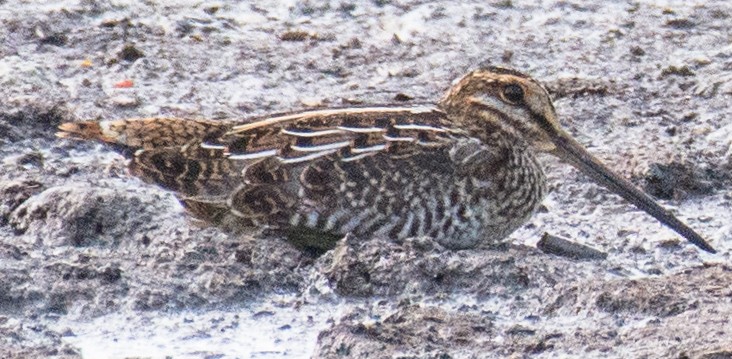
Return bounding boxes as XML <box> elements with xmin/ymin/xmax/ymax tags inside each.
<box><xmin>1</xmin><ymin>0</ymin><xmax>731</xmax><ymax>358</ymax></box>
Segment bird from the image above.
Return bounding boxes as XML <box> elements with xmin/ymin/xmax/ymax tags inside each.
<box><xmin>56</xmin><ymin>66</ymin><xmax>716</xmax><ymax>254</ymax></box>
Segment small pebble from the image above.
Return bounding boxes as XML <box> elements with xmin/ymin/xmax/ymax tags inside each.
<box><xmin>393</xmin><ymin>93</ymin><xmax>413</xmax><ymax>101</ymax></box>
<box><xmin>280</xmin><ymin>30</ymin><xmax>311</xmax><ymax>41</ymax></box>
<box><xmin>109</xmin><ymin>95</ymin><xmax>139</xmax><ymax>108</ymax></box>
<box><xmin>118</xmin><ymin>44</ymin><xmax>145</xmax><ymax>62</ymax></box>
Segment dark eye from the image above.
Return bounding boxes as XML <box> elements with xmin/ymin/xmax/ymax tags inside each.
<box><xmin>502</xmin><ymin>84</ymin><xmax>524</xmax><ymax>104</ymax></box>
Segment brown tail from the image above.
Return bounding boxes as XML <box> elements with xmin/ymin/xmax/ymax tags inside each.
<box><xmin>57</xmin><ymin>117</ymin><xmax>254</xmax><ymax>231</ymax></box>
<box><xmin>57</xmin><ymin>121</ymin><xmax>114</xmax><ymax>142</ymax></box>
<box><xmin>56</xmin><ymin>118</ymin><xmax>232</xmax><ymax>150</ymax></box>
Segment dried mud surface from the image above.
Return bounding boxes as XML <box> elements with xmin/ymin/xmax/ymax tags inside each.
<box><xmin>1</xmin><ymin>1</ymin><xmax>731</xmax><ymax>358</ymax></box>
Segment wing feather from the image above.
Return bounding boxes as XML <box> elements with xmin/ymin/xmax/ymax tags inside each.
<box><xmin>222</xmin><ymin>105</ymin><xmax>455</xmax><ymax>164</ymax></box>
<box><xmin>56</xmin><ymin>106</ymin><xmax>463</xmax><ymax>231</ymax></box>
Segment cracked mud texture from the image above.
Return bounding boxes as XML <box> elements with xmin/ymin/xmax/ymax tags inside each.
<box><xmin>1</xmin><ymin>1</ymin><xmax>731</xmax><ymax>358</ymax></box>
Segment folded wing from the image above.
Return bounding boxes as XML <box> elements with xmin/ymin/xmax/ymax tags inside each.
<box><xmin>57</xmin><ymin>106</ymin><xmax>460</xmax><ymax>236</ymax></box>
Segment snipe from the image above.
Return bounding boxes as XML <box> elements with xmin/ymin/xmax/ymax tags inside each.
<box><xmin>57</xmin><ymin>66</ymin><xmax>716</xmax><ymax>254</ymax></box>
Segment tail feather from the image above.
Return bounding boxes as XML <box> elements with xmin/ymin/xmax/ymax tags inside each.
<box><xmin>57</xmin><ymin>121</ymin><xmax>114</xmax><ymax>142</ymax></box>
<box><xmin>56</xmin><ymin>118</ymin><xmax>231</xmax><ymax>150</ymax></box>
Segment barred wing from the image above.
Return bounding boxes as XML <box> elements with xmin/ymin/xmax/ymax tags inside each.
<box><xmin>219</xmin><ymin>106</ymin><xmax>455</xmax><ymax>163</ymax></box>
<box><xmin>57</xmin><ymin>106</ymin><xmax>461</xmax><ymax>226</ymax></box>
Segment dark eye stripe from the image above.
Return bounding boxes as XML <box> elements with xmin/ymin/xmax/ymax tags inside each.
<box><xmin>530</xmin><ymin>112</ymin><xmax>557</xmax><ymax>136</ymax></box>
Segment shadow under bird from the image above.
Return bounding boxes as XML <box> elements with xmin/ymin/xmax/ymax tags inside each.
<box><xmin>57</xmin><ymin>66</ymin><xmax>716</xmax><ymax>254</ymax></box>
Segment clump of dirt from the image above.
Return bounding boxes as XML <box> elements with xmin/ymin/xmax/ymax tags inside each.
<box><xmin>313</xmin><ymin>303</ymin><xmax>494</xmax><ymax>359</ymax></box>
<box><xmin>644</xmin><ymin>161</ymin><xmax>726</xmax><ymax>200</ymax></box>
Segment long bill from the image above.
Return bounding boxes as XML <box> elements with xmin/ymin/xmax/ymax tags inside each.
<box><xmin>548</xmin><ymin>129</ymin><xmax>716</xmax><ymax>254</ymax></box>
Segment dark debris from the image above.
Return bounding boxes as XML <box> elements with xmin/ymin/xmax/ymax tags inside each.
<box><xmin>537</xmin><ymin>233</ymin><xmax>608</xmax><ymax>261</ymax></box>
<box><xmin>644</xmin><ymin>161</ymin><xmax>723</xmax><ymax>200</ymax></box>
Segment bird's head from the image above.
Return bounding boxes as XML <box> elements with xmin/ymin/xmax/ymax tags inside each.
<box><xmin>440</xmin><ymin>66</ymin><xmax>562</xmax><ymax>152</ymax></box>
<box><xmin>439</xmin><ymin>65</ymin><xmax>715</xmax><ymax>253</ymax></box>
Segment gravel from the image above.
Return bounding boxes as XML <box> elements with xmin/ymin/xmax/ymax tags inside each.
<box><xmin>0</xmin><ymin>1</ymin><xmax>730</xmax><ymax>358</ymax></box>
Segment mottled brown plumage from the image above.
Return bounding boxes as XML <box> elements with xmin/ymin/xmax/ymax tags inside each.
<box><xmin>57</xmin><ymin>66</ymin><xmax>716</xmax><ymax>254</ymax></box>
